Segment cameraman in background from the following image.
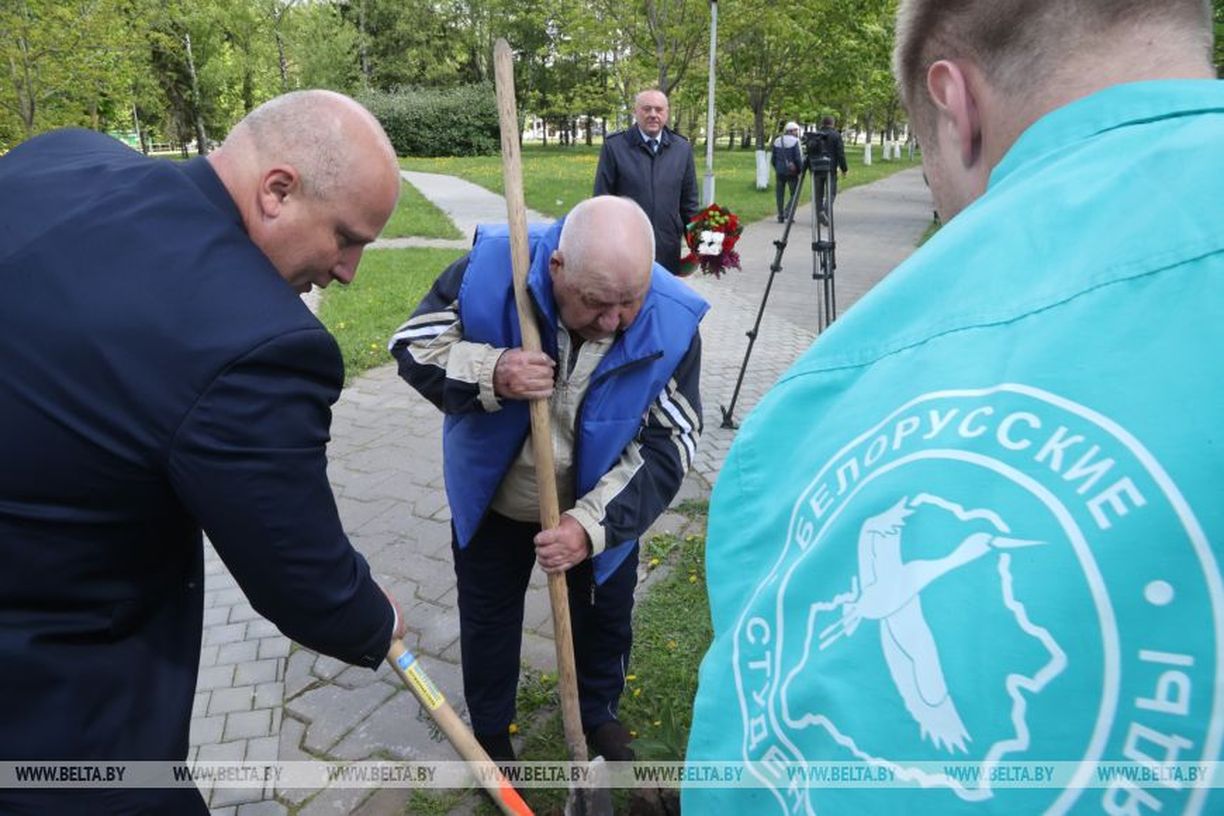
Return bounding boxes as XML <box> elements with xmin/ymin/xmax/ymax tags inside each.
<box><xmin>809</xmin><ymin>116</ymin><xmax>848</xmax><ymax>226</ymax></box>
<box><xmin>771</xmin><ymin>121</ymin><xmax>803</xmax><ymax>223</ymax></box>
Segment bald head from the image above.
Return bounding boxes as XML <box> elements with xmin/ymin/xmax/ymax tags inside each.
<box><xmin>208</xmin><ymin>90</ymin><xmax>401</xmax><ymax>293</ymax></box>
<box><xmin>559</xmin><ymin>196</ymin><xmax>654</xmax><ymax>285</ymax></box>
<box><xmin>551</xmin><ymin>196</ymin><xmax>655</xmax><ymax>341</ymax></box>
<box><xmin>222</xmin><ymin>90</ymin><xmax>398</xmax><ymax>202</ymax></box>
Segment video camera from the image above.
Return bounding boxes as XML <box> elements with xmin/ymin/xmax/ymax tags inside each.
<box><xmin>803</xmin><ymin>129</ymin><xmax>834</xmax><ymax>169</ymax></box>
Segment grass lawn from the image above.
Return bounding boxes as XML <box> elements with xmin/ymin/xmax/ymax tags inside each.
<box><xmin>401</xmin><ymin>146</ymin><xmax>598</xmax><ymax>219</ymax></box>
<box><xmin>318</xmin><ymin>247</ymin><xmax>464</xmax><ymax>381</ymax></box>
<box><xmin>381</xmin><ymin>179</ymin><xmax>463</xmax><ymax>240</ymax></box>
<box><xmin>401</xmin><ymin>142</ymin><xmax>922</xmax><ymax>225</ymax></box>
<box><xmin>618</xmin><ymin>501</ymin><xmax>712</xmax><ymax>762</ymax></box>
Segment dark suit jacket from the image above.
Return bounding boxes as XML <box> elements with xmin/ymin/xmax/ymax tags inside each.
<box><xmin>0</xmin><ymin>130</ymin><xmax>392</xmax><ymax>813</ymax></box>
<box><xmin>593</xmin><ymin>127</ymin><xmax>699</xmax><ymax>274</ymax></box>
<box><xmin>818</xmin><ymin>127</ymin><xmax>849</xmax><ymax>173</ymax></box>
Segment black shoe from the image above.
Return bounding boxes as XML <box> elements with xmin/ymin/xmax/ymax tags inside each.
<box><xmin>818</xmin><ymin>211</ymin><xmax>830</xmax><ymax>227</ymax></box>
<box><xmin>588</xmin><ymin>720</ymin><xmax>635</xmax><ymax>761</ymax></box>
<box><xmin>776</xmin><ymin>215</ymin><xmax>785</xmax><ymax>223</ymax></box>
<box><xmin>475</xmin><ymin>731</ymin><xmax>516</xmax><ymax>763</ymax></box>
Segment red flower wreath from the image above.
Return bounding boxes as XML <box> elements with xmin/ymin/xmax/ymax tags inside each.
<box><xmin>680</xmin><ymin>204</ymin><xmax>744</xmax><ymax>278</ymax></box>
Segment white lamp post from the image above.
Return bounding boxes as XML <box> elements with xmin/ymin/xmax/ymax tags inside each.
<box><xmin>703</xmin><ymin>0</ymin><xmax>718</xmax><ymax>206</ymax></box>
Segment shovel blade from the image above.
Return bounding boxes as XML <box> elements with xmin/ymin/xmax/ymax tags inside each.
<box><xmin>564</xmin><ymin>756</ymin><xmax>614</xmax><ymax>816</ymax></box>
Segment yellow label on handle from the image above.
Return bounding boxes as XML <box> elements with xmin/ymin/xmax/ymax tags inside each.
<box><xmin>397</xmin><ymin>650</ymin><xmax>445</xmax><ymax>711</ymax></box>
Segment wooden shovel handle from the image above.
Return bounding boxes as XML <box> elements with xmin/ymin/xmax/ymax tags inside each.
<box><xmin>492</xmin><ymin>38</ymin><xmax>590</xmax><ymax>769</ymax></box>
<box><xmin>386</xmin><ymin>639</ymin><xmax>532</xmax><ymax>816</ymax></box>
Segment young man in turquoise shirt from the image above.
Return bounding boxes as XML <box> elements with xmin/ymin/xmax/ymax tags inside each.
<box><xmin>686</xmin><ymin>1</ymin><xmax>1222</xmax><ymax>814</ymax></box>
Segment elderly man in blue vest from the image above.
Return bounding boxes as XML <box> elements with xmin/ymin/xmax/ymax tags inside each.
<box><xmin>390</xmin><ymin>195</ymin><xmax>707</xmax><ymax>763</ymax></box>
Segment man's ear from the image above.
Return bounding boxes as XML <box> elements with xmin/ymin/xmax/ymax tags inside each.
<box><xmin>256</xmin><ymin>165</ymin><xmax>300</xmax><ymax>220</ymax></box>
<box><xmin>549</xmin><ymin>250</ymin><xmax>564</xmax><ymax>279</ymax></box>
<box><xmin>927</xmin><ymin>60</ymin><xmax>982</xmax><ymax>168</ymax></box>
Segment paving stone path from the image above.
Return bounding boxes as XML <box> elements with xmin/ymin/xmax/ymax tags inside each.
<box><xmin>190</xmin><ymin>165</ymin><xmax>933</xmax><ymax>815</ymax></box>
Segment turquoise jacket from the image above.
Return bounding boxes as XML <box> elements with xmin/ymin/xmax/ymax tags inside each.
<box><xmin>685</xmin><ymin>80</ymin><xmax>1224</xmax><ymax>814</ymax></box>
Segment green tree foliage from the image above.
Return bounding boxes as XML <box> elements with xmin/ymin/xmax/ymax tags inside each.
<box><xmin>1214</xmin><ymin>0</ymin><xmax>1223</xmax><ymax>76</ymax></box>
<box><xmin>281</xmin><ymin>1</ymin><xmax>361</xmax><ymax>93</ymax></box>
<box><xmin>719</xmin><ymin>0</ymin><xmax>819</xmax><ymax>149</ymax></box>
<box><xmin>0</xmin><ymin>0</ymin><xmax>139</xmax><ymax>145</ymax></box>
<box><xmin>1</xmin><ymin>0</ymin><xmax>921</xmax><ymax>156</ymax></box>
<box><xmin>604</xmin><ymin>0</ymin><xmax>709</xmax><ymax>97</ymax></box>
<box><xmin>341</xmin><ymin>0</ymin><xmax>467</xmax><ymax>90</ymax></box>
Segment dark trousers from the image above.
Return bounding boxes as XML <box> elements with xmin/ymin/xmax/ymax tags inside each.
<box><xmin>814</xmin><ymin>170</ymin><xmax>839</xmax><ymax>214</ymax></box>
<box><xmin>453</xmin><ymin>511</ymin><xmax>638</xmax><ymax>735</ymax></box>
<box><xmin>775</xmin><ymin>173</ymin><xmax>798</xmax><ymax>218</ymax></box>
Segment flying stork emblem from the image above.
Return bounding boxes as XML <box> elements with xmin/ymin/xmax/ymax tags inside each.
<box><xmin>817</xmin><ymin>496</ymin><xmax>1043</xmax><ymax>753</ymax></box>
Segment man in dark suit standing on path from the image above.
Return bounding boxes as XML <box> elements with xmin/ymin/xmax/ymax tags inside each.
<box><xmin>0</xmin><ymin>90</ymin><xmax>407</xmax><ymax>815</ymax></box>
<box><xmin>594</xmin><ymin>89</ymin><xmax>699</xmax><ymax>275</ymax></box>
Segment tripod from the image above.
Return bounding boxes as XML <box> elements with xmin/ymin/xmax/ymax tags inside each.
<box><xmin>719</xmin><ymin>152</ymin><xmax>838</xmax><ymax>430</ymax></box>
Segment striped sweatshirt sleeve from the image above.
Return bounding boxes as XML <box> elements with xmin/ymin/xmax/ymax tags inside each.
<box><xmin>387</xmin><ymin>254</ymin><xmax>505</xmax><ymax>414</ymax></box>
<box><xmin>567</xmin><ymin>331</ymin><xmax>703</xmax><ymax>555</ymax></box>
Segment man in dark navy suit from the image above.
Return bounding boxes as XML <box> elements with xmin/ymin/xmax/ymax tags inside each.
<box><xmin>594</xmin><ymin>89</ymin><xmax>699</xmax><ymax>274</ymax></box>
<box><xmin>0</xmin><ymin>90</ymin><xmax>407</xmax><ymax>814</ymax></box>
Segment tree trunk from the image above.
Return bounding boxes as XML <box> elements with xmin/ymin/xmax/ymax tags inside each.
<box><xmin>183</xmin><ymin>33</ymin><xmax>209</xmax><ymax>156</ymax></box>
<box><xmin>275</xmin><ymin>29</ymin><xmax>289</xmax><ymax>92</ymax></box>
<box><xmin>358</xmin><ymin>0</ymin><xmax>371</xmax><ymax>89</ymax></box>
<box><xmin>585</xmin><ymin>114</ymin><xmax>593</xmax><ymax>145</ymax></box>
<box><xmin>242</xmin><ymin>69</ymin><xmax>255</xmax><ymax>115</ymax></box>
<box><xmin>133</xmin><ymin>103</ymin><xmax>147</xmax><ymax>155</ymax></box>
<box><xmin>11</xmin><ymin>34</ymin><xmax>36</xmax><ymax>135</ymax></box>
<box><xmin>726</xmin><ymin>128</ymin><xmax>734</xmax><ymax>150</ymax></box>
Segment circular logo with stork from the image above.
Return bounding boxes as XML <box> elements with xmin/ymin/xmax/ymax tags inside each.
<box><xmin>732</xmin><ymin>385</ymin><xmax>1221</xmax><ymax>814</ymax></box>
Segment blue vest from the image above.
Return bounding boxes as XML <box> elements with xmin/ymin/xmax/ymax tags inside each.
<box><xmin>445</xmin><ymin>219</ymin><xmax>708</xmax><ymax>583</ymax></box>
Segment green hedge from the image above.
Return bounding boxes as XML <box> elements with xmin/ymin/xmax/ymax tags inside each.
<box><xmin>361</xmin><ymin>85</ymin><xmax>502</xmax><ymax>157</ymax></box>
